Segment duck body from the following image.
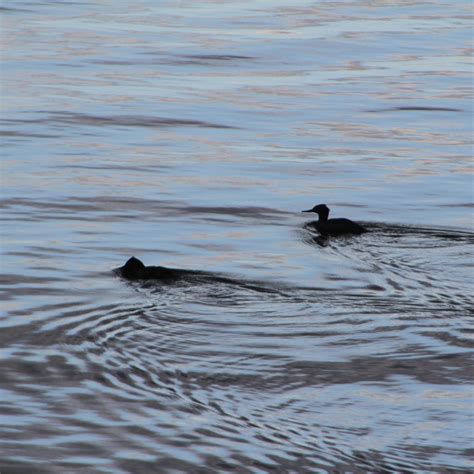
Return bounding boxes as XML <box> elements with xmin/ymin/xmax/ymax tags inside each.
<box><xmin>302</xmin><ymin>204</ymin><xmax>367</xmax><ymax>236</ymax></box>
<box><xmin>310</xmin><ymin>217</ymin><xmax>366</xmax><ymax>236</ymax></box>
<box><xmin>115</xmin><ymin>256</ymin><xmax>185</xmax><ymax>281</ymax></box>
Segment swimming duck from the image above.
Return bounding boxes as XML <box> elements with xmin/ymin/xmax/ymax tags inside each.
<box><xmin>115</xmin><ymin>256</ymin><xmax>184</xmax><ymax>281</ymax></box>
<box><xmin>302</xmin><ymin>204</ymin><xmax>367</xmax><ymax>236</ymax></box>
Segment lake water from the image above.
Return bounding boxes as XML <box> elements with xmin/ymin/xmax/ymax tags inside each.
<box><xmin>1</xmin><ymin>1</ymin><xmax>473</xmax><ymax>473</ymax></box>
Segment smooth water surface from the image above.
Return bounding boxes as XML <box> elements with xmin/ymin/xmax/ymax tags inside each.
<box><xmin>1</xmin><ymin>1</ymin><xmax>473</xmax><ymax>473</ymax></box>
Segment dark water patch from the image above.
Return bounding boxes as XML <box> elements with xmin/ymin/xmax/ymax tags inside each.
<box><xmin>283</xmin><ymin>353</ymin><xmax>473</xmax><ymax>386</ymax></box>
<box><xmin>32</xmin><ymin>0</ymin><xmax>93</xmax><ymax>5</ymax></box>
<box><xmin>366</xmin><ymin>106</ymin><xmax>463</xmax><ymax>112</ymax></box>
<box><xmin>91</xmin><ymin>54</ymin><xmax>255</xmax><ymax>68</ymax></box>
<box><xmin>1</xmin><ymin>197</ymin><xmax>99</xmax><ymax>213</ymax></box>
<box><xmin>0</xmin><ymin>6</ymin><xmax>35</xmax><ymax>13</ymax></box>
<box><xmin>0</xmin><ymin>274</ymin><xmax>66</xmax><ymax>286</ymax></box>
<box><xmin>139</xmin><ymin>51</ymin><xmax>255</xmax><ymax>65</ymax></box>
<box><xmin>439</xmin><ymin>202</ymin><xmax>474</xmax><ymax>208</ymax></box>
<box><xmin>182</xmin><ymin>54</ymin><xmax>254</xmax><ymax>61</ymax></box>
<box><xmin>0</xmin><ymin>460</ymin><xmax>51</xmax><ymax>474</ymax></box>
<box><xmin>174</xmin><ymin>54</ymin><xmax>256</xmax><ymax>66</ymax></box>
<box><xmin>420</xmin><ymin>331</ymin><xmax>474</xmax><ymax>350</ymax></box>
<box><xmin>1</xmin><ymin>196</ymin><xmax>288</xmax><ymax>224</ymax></box>
<box><xmin>89</xmin><ymin>59</ymin><xmax>135</xmax><ymax>66</ymax></box>
<box><xmin>0</xmin><ymin>130</ymin><xmax>59</xmax><ymax>139</ymax></box>
<box><xmin>2</xmin><ymin>112</ymin><xmax>238</xmax><ymax>130</ymax></box>
<box><xmin>1</xmin><ymin>197</ymin><xmax>162</xmax><ymax>224</ymax></box>
<box><xmin>55</xmin><ymin>62</ymin><xmax>86</xmax><ymax>68</ymax></box>
<box><xmin>56</xmin><ymin>164</ymin><xmax>172</xmax><ymax>173</ymax></box>
<box><xmin>178</xmin><ymin>204</ymin><xmax>288</xmax><ymax>220</ymax></box>
<box><xmin>151</xmin><ymin>351</ymin><xmax>473</xmax><ymax>392</ymax></box>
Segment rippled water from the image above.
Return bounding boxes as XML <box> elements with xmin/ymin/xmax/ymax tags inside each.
<box><xmin>1</xmin><ymin>1</ymin><xmax>473</xmax><ymax>473</ymax></box>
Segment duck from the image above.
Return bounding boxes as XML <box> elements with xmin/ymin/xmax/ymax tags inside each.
<box><xmin>115</xmin><ymin>256</ymin><xmax>185</xmax><ymax>281</ymax></box>
<box><xmin>301</xmin><ymin>204</ymin><xmax>367</xmax><ymax>236</ymax></box>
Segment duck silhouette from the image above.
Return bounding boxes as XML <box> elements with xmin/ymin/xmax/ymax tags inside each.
<box><xmin>115</xmin><ymin>256</ymin><xmax>282</xmax><ymax>293</ymax></box>
<box><xmin>115</xmin><ymin>256</ymin><xmax>185</xmax><ymax>281</ymax></box>
<box><xmin>302</xmin><ymin>204</ymin><xmax>367</xmax><ymax>236</ymax></box>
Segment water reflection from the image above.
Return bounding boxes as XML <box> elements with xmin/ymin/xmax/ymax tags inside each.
<box><xmin>1</xmin><ymin>0</ymin><xmax>473</xmax><ymax>472</ymax></box>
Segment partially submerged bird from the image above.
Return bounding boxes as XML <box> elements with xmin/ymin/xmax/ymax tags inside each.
<box><xmin>115</xmin><ymin>256</ymin><xmax>185</xmax><ymax>281</ymax></box>
<box><xmin>115</xmin><ymin>256</ymin><xmax>284</xmax><ymax>293</ymax></box>
<box><xmin>302</xmin><ymin>204</ymin><xmax>367</xmax><ymax>236</ymax></box>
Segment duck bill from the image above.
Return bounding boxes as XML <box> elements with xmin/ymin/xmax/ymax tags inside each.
<box><xmin>301</xmin><ymin>209</ymin><xmax>313</xmax><ymax>213</ymax></box>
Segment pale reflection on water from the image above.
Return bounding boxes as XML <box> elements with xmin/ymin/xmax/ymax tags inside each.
<box><xmin>1</xmin><ymin>1</ymin><xmax>473</xmax><ymax>473</ymax></box>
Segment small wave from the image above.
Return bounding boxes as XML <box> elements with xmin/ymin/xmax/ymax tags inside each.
<box><xmin>366</xmin><ymin>106</ymin><xmax>463</xmax><ymax>113</ymax></box>
<box><xmin>2</xmin><ymin>111</ymin><xmax>238</xmax><ymax>130</ymax></box>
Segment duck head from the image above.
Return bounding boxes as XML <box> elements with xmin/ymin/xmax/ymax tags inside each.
<box><xmin>302</xmin><ymin>203</ymin><xmax>330</xmax><ymax>221</ymax></box>
<box><xmin>116</xmin><ymin>256</ymin><xmax>146</xmax><ymax>279</ymax></box>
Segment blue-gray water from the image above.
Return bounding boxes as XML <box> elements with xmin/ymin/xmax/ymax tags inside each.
<box><xmin>1</xmin><ymin>1</ymin><xmax>473</xmax><ymax>473</ymax></box>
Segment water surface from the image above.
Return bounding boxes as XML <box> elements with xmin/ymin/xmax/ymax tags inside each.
<box><xmin>1</xmin><ymin>1</ymin><xmax>473</xmax><ymax>473</ymax></box>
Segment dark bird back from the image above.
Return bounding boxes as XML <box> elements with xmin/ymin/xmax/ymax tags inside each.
<box><xmin>115</xmin><ymin>256</ymin><xmax>184</xmax><ymax>281</ymax></box>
